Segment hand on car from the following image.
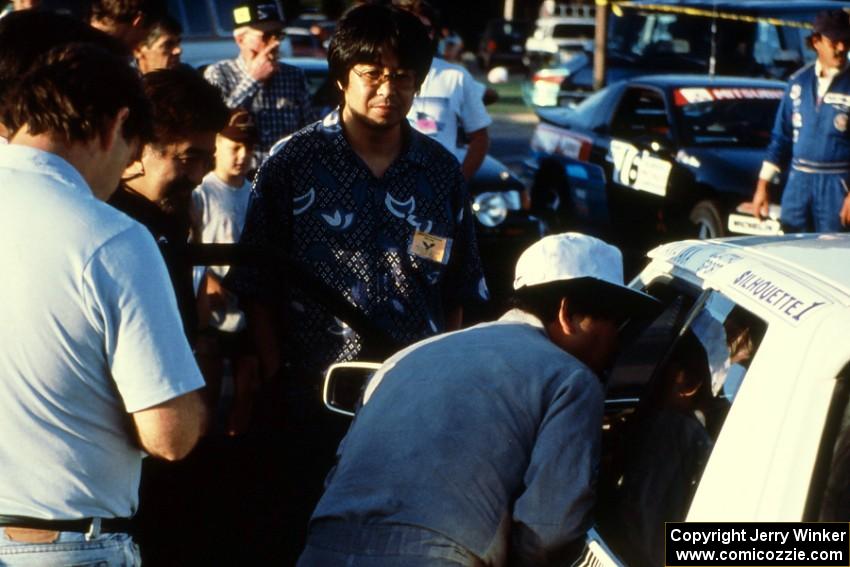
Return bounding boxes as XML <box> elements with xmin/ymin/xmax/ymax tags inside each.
<box><xmin>752</xmin><ymin>179</ymin><xmax>771</xmax><ymax>221</ymax></box>
<box><xmin>840</xmin><ymin>193</ymin><xmax>850</xmax><ymax>228</ymax></box>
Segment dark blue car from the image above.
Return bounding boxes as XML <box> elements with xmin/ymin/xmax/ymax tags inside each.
<box><xmin>525</xmin><ymin>75</ymin><xmax>785</xmax><ymax>257</ymax></box>
<box><xmin>525</xmin><ymin>0</ymin><xmax>847</xmax><ymax>108</ymax></box>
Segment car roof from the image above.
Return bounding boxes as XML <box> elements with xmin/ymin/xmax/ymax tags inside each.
<box><xmin>648</xmin><ymin>234</ymin><xmax>850</xmax><ymax>303</ymax></box>
<box><xmin>626</xmin><ymin>74</ymin><xmax>786</xmax><ymax>89</ymax></box>
<box><xmin>620</xmin><ymin>0</ymin><xmax>850</xmax><ymax>24</ymax></box>
<box><xmin>281</xmin><ymin>57</ymin><xmax>328</xmax><ymax>71</ymax></box>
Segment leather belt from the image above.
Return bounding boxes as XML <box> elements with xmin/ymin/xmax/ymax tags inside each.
<box><xmin>791</xmin><ymin>159</ymin><xmax>850</xmax><ymax>174</ymax></box>
<box><xmin>0</xmin><ymin>515</ymin><xmax>132</xmax><ymax>534</ymax></box>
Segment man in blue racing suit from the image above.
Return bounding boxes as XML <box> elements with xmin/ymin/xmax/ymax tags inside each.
<box><xmin>752</xmin><ymin>10</ymin><xmax>850</xmax><ymax>232</ymax></box>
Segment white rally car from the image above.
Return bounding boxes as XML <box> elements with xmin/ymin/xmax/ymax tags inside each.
<box><xmin>322</xmin><ymin>233</ymin><xmax>850</xmax><ymax>567</ymax></box>
<box><xmin>581</xmin><ymin>233</ymin><xmax>850</xmax><ymax>566</ymax></box>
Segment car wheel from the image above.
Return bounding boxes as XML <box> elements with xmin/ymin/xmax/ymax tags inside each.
<box><xmin>689</xmin><ymin>200</ymin><xmax>724</xmax><ymax>239</ymax></box>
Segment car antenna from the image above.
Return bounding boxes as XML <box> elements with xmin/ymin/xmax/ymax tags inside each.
<box><xmin>709</xmin><ymin>0</ymin><xmax>718</xmax><ymax>76</ymax></box>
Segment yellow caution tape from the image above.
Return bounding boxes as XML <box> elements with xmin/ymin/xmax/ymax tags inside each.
<box><xmin>610</xmin><ymin>1</ymin><xmax>814</xmax><ymax>29</ymax></box>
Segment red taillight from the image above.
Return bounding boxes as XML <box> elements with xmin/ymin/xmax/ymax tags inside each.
<box><xmin>532</xmin><ymin>72</ymin><xmax>564</xmax><ymax>85</ymax></box>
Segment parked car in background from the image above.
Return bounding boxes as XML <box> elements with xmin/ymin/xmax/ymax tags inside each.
<box><xmin>525</xmin><ymin>0</ymin><xmax>848</xmax><ymax>108</ymax></box>
<box><xmin>476</xmin><ymin>18</ymin><xmax>530</xmax><ymax>70</ymax></box>
<box><xmin>525</xmin><ymin>75</ymin><xmax>785</xmax><ymax>262</ymax></box>
<box><xmin>523</xmin><ymin>4</ymin><xmax>595</xmax><ymax>70</ymax></box>
<box><xmin>285</xmin><ymin>26</ymin><xmax>326</xmax><ymax>58</ymax></box>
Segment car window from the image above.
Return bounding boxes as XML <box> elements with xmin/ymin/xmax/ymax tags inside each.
<box><xmin>552</xmin><ymin>23</ymin><xmax>594</xmax><ymax>39</ymax></box>
<box><xmin>599</xmin><ymin>282</ymin><xmax>767</xmax><ymax>567</ymax></box>
<box><xmin>168</xmin><ymin>0</ymin><xmax>214</xmax><ymax>37</ymax></box>
<box><xmin>610</xmin><ymin>87</ymin><xmax>671</xmax><ymax>142</ymax></box>
<box><xmin>754</xmin><ymin>21</ymin><xmax>782</xmax><ymax>67</ymax></box>
<box><xmin>807</xmin><ymin>364</ymin><xmax>850</xmax><ymax>522</ymax></box>
<box><xmin>673</xmin><ymin>87</ymin><xmax>782</xmax><ymax>147</ymax></box>
<box><xmin>213</xmin><ymin>0</ymin><xmax>245</xmax><ymax>33</ymax></box>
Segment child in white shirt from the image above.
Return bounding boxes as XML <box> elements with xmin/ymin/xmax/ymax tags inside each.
<box><xmin>192</xmin><ymin>108</ymin><xmax>258</xmax><ymax>436</ymax></box>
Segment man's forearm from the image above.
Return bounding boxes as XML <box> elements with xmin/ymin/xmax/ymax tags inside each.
<box><xmin>132</xmin><ymin>389</ymin><xmax>208</xmax><ymax>461</ymax></box>
<box><xmin>461</xmin><ymin>129</ymin><xmax>489</xmax><ymax>180</ymax></box>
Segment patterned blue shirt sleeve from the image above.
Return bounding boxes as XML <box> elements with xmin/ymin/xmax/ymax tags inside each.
<box><xmin>443</xmin><ymin>172</ymin><xmax>489</xmax><ymax>306</ymax></box>
<box><xmin>203</xmin><ymin>61</ymin><xmax>261</xmax><ymax>109</ymax></box>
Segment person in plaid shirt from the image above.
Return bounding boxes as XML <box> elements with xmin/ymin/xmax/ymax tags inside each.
<box><xmin>204</xmin><ymin>1</ymin><xmax>317</xmax><ymax>167</ymax></box>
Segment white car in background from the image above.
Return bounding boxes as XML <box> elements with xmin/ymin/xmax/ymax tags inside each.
<box><xmin>523</xmin><ymin>5</ymin><xmax>595</xmax><ymax>69</ymax></box>
<box><xmin>579</xmin><ymin>233</ymin><xmax>850</xmax><ymax>566</ymax></box>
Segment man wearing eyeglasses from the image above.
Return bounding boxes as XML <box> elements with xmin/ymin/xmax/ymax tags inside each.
<box><xmin>204</xmin><ymin>1</ymin><xmax>316</xmax><ymax>168</ymax></box>
<box><xmin>226</xmin><ymin>3</ymin><xmax>487</xmax><ymax>546</ymax></box>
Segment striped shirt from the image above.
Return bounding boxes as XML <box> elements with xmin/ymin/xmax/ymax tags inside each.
<box><xmin>204</xmin><ymin>56</ymin><xmax>317</xmax><ymax>164</ymax></box>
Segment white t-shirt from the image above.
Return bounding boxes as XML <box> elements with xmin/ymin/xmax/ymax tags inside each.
<box><xmin>192</xmin><ymin>172</ymin><xmax>252</xmax><ymax>279</ymax></box>
<box><xmin>407</xmin><ymin>57</ymin><xmax>492</xmax><ymax>159</ymax></box>
<box><xmin>0</xmin><ymin>145</ymin><xmax>204</xmax><ymax>519</ymax></box>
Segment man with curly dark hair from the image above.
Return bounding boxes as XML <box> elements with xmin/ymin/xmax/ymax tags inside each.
<box><xmin>109</xmin><ymin>66</ymin><xmax>229</xmax><ymax>341</ymax></box>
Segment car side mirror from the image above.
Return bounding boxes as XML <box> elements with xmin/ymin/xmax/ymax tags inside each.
<box><xmin>322</xmin><ymin>361</ymin><xmax>383</xmax><ymax>417</ymax></box>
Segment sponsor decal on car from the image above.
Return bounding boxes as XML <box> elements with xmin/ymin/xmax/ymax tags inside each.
<box><xmin>673</xmin><ymin>87</ymin><xmax>783</xmax><ymax>106</ymax></box>
<box><xmin>609</xmin><ymin>140</ymin><xmax>672</xmax><ymax>196</ymax></box>
<box><xmin>706</xmin><ymin>263</ymin><xmax>828</xmax><ymax>326</ymax></box>
<box><xmin>652</xmin><ymin>241</ymin><xmax>743</xmax><ymax>277</ymax></box>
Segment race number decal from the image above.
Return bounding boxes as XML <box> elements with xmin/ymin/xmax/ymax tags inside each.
<box><xmin>609</xmin><ymin>139</ymin><xmax>672</xmax><ymax>196</ymax></box>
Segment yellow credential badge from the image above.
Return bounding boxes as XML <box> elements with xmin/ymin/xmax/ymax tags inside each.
<box><xmin>233</xmin><ymin>6</ymin><xmax>251</xmax><ymax>25</ymax></box>
<box><xmin>410</xmin><ymin>230</ymin><xmax>452</xmax><ymax>265</ymax></box>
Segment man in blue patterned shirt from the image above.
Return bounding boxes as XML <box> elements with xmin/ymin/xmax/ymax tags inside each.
<box><xmin>227</xmin><ymin>5</ymin><xmax>487</xmax><ymax>553</ymax></box>
<box><xmin>204</xmin><ymin>1</ymin><xmax>316</xmax><ymax>166</ymax></box>
<box><xmin>230</xmin><ymin>2</ymin><xmax>487</xmax><ymax>387</ymax></box>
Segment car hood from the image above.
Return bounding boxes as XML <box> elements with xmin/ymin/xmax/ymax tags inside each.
<box><xmin>678</xmin><ymin>146</ymin><xmax>765</xmax><ymax>196</ymax></box>
<box><xmin>457</xmin><ymin>149</ymin><xmax>524</xmax><ymax>194</ymax></box>
<box><xmin>535</xmin><ymin>106</ymin><xmax>580</xmax><ymax>127</ymax></box>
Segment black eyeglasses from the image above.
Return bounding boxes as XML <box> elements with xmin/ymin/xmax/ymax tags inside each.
<box><xmin>351</xmin><ymin>66</ymin><xmax>416</xmax><ymax>90</ymax></box>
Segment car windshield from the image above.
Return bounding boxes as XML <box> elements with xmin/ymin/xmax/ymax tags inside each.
<box><xmin>168</xmin><ymin>0</ymin><xmax>215</xmax><ymax>36</ymax></box>
<box><xmin>492</xmin><ymin>21</ymin><xmax>529</xmax><ymax>38</ymax></box>
<box><xmin>213</xmin><ymin>0</ymin><xmax>243</xmax><ymax>32</ymax></box>
<box><xmin>607</xmin><ymin>11</ymin><xmax>758</xmax><ymax>73</ymax></box>
<box><xmin>552</xmin><ymin>23</ymin><xmax>594</xmax><ymax>39</ymax></box>
<box><xmin>673</xmin><ymin>87</ymin><xmax>782</xmax><ymax>147</ymax></box>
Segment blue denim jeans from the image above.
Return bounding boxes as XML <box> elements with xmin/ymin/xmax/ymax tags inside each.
<box><xmin>780</xmin><ymin>170</ymin><xmax>850</xmax><ymax>233</ymax></box>
<box><xmin>297</xmin><ymin>522</ymin><xmax>484</xmax><ymax>567</ymax></box>
<box><xmin>0</xmin><ymin>529</ymin><xmax>140</xmax><ymax>567</ymax></box>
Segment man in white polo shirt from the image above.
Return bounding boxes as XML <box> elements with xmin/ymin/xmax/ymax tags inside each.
<box><xmin>397</xmin><ymin>0</ymin><xmax>492</xmax><ymax>180</ymax></box>
<box><xmin>0</xmin><ymin>43</ymin><xmax>206</xmax><ymax>566</ymax></box>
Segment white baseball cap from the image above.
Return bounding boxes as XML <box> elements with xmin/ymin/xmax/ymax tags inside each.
<box><xmin>514</xmin><ymin>232</ymin><xmax>659</xmax><ymax>316</ymax></box>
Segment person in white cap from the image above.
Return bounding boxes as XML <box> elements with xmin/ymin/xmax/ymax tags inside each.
<box><xmin>297</xmin><ymin>233</ymin><xmax>659</xmax><ymax>566</ymax></box>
